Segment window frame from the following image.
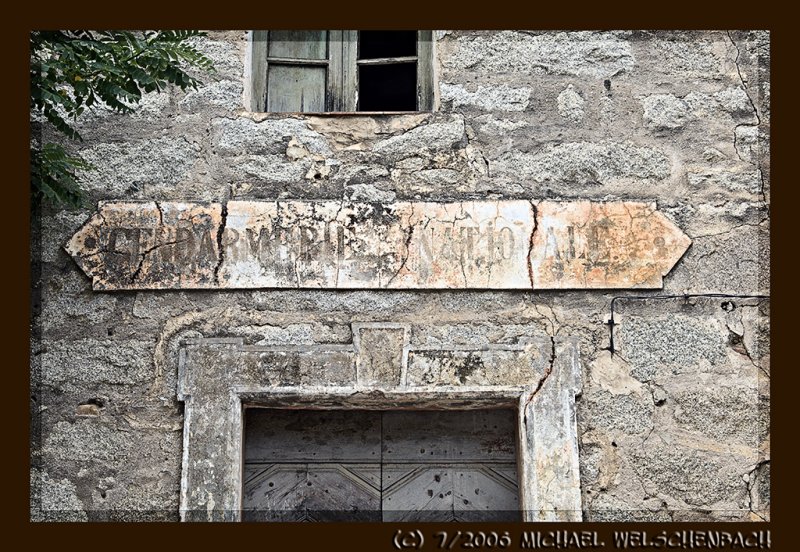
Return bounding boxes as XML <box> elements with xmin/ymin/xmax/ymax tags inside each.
<box><xmin>246</xmin><ymin>30</ymin><xmax>434</xmax><ymax>113</ymax></box>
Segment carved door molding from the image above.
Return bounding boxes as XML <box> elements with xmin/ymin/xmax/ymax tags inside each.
<box><xmin>177</xmin><ymin>322</ymin><xmax>583</xmax><ymax>521</ymax></box>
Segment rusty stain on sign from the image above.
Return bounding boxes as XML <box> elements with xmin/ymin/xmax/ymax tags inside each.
<box><xmin>65</xmin><ymin>200</ymin><xmax>691</xmax><ymax>290</ymax></box>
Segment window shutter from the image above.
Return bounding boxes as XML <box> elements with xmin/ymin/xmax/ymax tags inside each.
<box><xmin>247</xmin><ymin>31</ymin><xmax>268</xmax><ymax>112</ymax></box>
<box><xmin>265</xmin><ymin>31</ymin><xmax>329</xmax><ymax>113</ymax></box>
<box><xmin>417</xmin><ymin>31</ymin><xmax>434</xmax><ymax>111</ymax></box>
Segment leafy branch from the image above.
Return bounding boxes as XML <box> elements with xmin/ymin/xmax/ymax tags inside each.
<box><xmin>30</xmin><ymin>30</ymin><xmax>215</xmax><ymax>207</ymax></box>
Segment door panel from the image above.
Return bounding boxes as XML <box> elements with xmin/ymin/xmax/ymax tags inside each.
<box><xmin>243</xmin><ymin>408</ymin><xmax>519</xmax><ymax>521</ymax></box>
<box><xmin>382</xmin><ymin>464</ymin><xmax>520</xmax><ymax>521</ymax></box>
<box><xmin>243</xmin><ymin>463</ymin><xmax>381</xmax><ymax>521</ymax></box>
<box><xmin>244</xmin><ymin>409</ymin><xmax>381</xmax><ymax>462</ymax></box>
<box><xmin>382</xmin><ymin>409</ymin><xmax>518</xmax><ymax>461</ymax></box>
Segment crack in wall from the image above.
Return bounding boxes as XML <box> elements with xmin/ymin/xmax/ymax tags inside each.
<box><xmin>691</xmin><ymin>220</ymin><xmax>767</xmax><ymax>240</ymax></box>
<box><xmin>531</xmin><ymin>303</ymin><xmax>559</xmax><ymax>337</ymax></box>
<box><xmin>385</xmin><ymin>203</ymin><xmax>415</xmax><ymax>287</ymax></box>
<box><xmin>213</xmin><ymin>202</ymin><xmax>228</xmax><ymax>285</ymax></box>
<box><xmin>726</xmin><ymin>31</ymin><xmax>769</xmax><ymax>216</ymax></box>
<box><xmin>744</xmin><ymin>459</ymin><xmax>769</xmax><ymax>521</ymax></box>
<box><xmin>129</xmin><ymin>239</ymin><xmax>190</xmax><ymax>284</ymax></box>
<box><xmin>523</xmin><ymin>335</ymin><xmax>556</xmax><ymax>425</ymax></box>
<box><xmin>154</xmin><ymin>201</ymin><xmax>164</xmax><ymax>227</ymax></box>
<box><xmin>128</xmin><ymin>202</ymin><xmax>170</xmax><ymax>283</ymax></box>
<box><xmin>693</xmin><ymin>247</ymin><xmax>718</xmax><ymax>265</ymax></box>
<box><xmin>733</xmin><ymin>122</ymin><xmax>759</xmax><ymax>164</ymax></box>
<box><xmin>527</xmin><ymin>200</ymin><xmax>538</xmax><ymax>290</ymax></box>
<box><xmin>725</xmin><ymin>321</ymin><xmax>770</xmax><ymax>380</ymax></box>
<box><xmin>726</xmin><ymin>32</ymin><xmax>762</xmax><ymax>127</ymax></box>
<box><xmin>640</xmin><ymin>381</ymin><xmax>667</xmax><ymax>449</ymax></box>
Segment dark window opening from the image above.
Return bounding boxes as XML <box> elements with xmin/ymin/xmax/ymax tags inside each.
<box><xmin>358</xmin><ymin>63</ymin><xmax>417</xmax><ymax>111</ymax></box>
<box><xmin>358</xmin><ymin>30</ymin><xmax>417</xmax><ymax>59</ymax></box>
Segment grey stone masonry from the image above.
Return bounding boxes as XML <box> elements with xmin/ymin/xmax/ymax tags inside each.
<box><xmin>31</xmin><ymin>30</ymin><xmax>769</xmax><ymax>522</ymax></box>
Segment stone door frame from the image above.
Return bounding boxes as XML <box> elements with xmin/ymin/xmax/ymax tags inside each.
<box><xmin>177</xmin><ymin>322</ymin><xmax>583</xmax><ymax>522</ymax></box>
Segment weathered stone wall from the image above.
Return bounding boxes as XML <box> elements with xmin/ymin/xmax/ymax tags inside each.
<box><xmin>31</xmin><ymin>30</ymin><xmax>769</xmax><ymax>521</ymax></box>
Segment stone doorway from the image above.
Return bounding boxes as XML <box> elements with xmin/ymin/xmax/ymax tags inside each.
<box><xmin>242</xmin><ymin>408</ymin><xmax>521</xmax><ymax>522</ymax></box>
<box><xmin>177</xmin><ymin>323</ymin><xmax>583</xmax><ymax>521</ymax></box>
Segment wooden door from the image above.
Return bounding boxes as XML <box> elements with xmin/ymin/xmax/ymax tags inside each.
<box><xmin>242</xmin><ymin>409</ymin><xmax>520</xmax><ymax>522</ymax></box>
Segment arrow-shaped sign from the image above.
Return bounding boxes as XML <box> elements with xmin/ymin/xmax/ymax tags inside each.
<box><xmin>65</xmin><ymin>200</ymin><xmax>690</xmax><ymax>290</ymax></box>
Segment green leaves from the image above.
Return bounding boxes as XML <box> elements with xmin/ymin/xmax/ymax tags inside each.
<box><xmin>31</xmin><ymin>144</ymin><xmax>94</xmax><ymax>208</ymax></box>
<box><xmin>30</xmin><ymin>30</ymin><xmax>216</xmax><ymax>207</ymax></box>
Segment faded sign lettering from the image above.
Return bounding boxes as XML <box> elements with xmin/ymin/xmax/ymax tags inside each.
<box><xmin>65</xmin><ymin>200</ymin><xmax>691</xmax><ymax>290</ymax></box>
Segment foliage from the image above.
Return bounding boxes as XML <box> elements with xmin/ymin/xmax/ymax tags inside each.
<box><xmin>30</xmin><ymin>30</ymin><xmax>215</xmax><ymax>207</ymax></box>
<box><xmin>30</xmin><ymin>143</ymin><xmax>93</xmax><ymax>207</ymax></box>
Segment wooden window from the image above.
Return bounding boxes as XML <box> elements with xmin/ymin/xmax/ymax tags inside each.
<box><xmin>247</xmin><ymin>30</ymin><xmax>434</xmax><ymax>113</ymax></box>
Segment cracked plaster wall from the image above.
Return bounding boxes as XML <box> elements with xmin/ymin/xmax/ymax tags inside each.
<box><xmin>31</xmin><ymin>30</ymin><xmax>769</xmax><ymax>521</ymax></box>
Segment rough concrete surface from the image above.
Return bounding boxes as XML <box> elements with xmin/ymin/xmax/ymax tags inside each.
<box><xmin>31</xmin><ymin>30</ymin><xmax>769</xmax><ymax>522</ymax></box>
